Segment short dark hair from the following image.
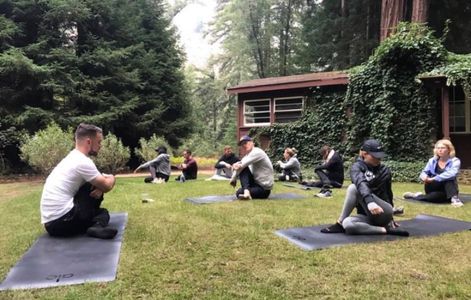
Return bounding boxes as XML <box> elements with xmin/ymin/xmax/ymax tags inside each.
<box><xmin>183</xmin><ymin>149</ymin><xmax>192</xmax><ymax>155</ymax></box>
<box><xmin>75</xmin><ymin>123</ymin><xmax>102</xmax><ymax>141</ymax></box>
<box><xmin>156</xmin><ymin>146</ymin><xmax>167</xmax><ymax>154</ymax></box>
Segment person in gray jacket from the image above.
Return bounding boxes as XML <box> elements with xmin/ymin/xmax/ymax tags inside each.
<box><xmin>230</xmin><ymin>136</ymin><xmax>274</xmax><ymax>200</ymax></box>
<box><xmin>134</xmin><ymin>146</ymin><xmax>171</xmax><ymax>183</ymax></box>
<box><xmin>276</xmin><ymin>147</ymin><xmax>301</xmax><ymax>181</ymax></box>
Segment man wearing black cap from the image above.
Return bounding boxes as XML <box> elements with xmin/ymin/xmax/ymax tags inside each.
<box><xmin>230</xmin><ymin>135</ymin><xmax>274</xmax><ymax>200</ymax></box>
<box><xmin>321</xmin><ymin>139</ymin><xmax>408</xmax><ymax>236</ymax></box>
<box><xmin>134</xmin><ymin>146</ymin><xmax>171</xmax><ymax>183</ymax></box>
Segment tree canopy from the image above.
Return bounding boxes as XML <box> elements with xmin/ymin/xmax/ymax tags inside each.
<box><xmin>0</xmin><ymin>0</ymin><xmax>191</xmax><ymax>170</ymax></box>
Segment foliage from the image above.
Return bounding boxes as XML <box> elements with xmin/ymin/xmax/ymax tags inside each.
<box><xmin>383</xmin><ymin>160</ymin><xmax>426</xmax><ymax>183</ymax></box>
<box><xmin>0</xmin><ymin>0</ymin><xmax>191</xmax><ymax>171</ymax></box>
<box><xmin>296</xmin><ymin>0</ymin><xmax>381</xmax><ymax>72</ymax></box>
<box><xmin>19</xmin><ymin>123</ymin><xmax>73</xmax><ymax>175</ymax></box>
<box><xmin>251</xmin><ymin>89</ymin><xmax>347</xmax><ymax>167</ymax></box>
<box><xmin>93</xmin><ymin>134</ymin><xmax>130</xmax><ymax>174</ymax></box>
<box><xmin>345</xmin><ymin>22</ymin><xmax>448</xmax><ymax>161</ymax></box>
<box><xmin>135</xmin><ymin>134</ymin><xmax>173</xmax><ymax>163</ymax></box>
<box><xmin>420</xmin><ymin>53</ymin><xmax>471</xmax><ymax>94</ymax></box>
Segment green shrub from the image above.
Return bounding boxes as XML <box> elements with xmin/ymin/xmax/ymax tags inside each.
<box><xmin>135</xmin><ymin>134</ymin><xmax>173</xmax><ymax>162</ymax></box>
<box><xmin>20</xmin><ymin>123</ymin><xmax>73</xmax><ymax>174</ymax></box>
<box><xmin>94</xmin><ymin>133</ymin><xmax>130</xmax><ymax>174</ymax></box>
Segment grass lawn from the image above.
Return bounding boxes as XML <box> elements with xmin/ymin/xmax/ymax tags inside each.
<box><xmin>0</xmin><ymin>176</ymin><xmax>470</xmax><ymax>299</ymax></box>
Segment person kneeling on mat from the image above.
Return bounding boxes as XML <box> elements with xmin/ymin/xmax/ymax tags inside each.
<box><xmin>321</xmin><ymin>139</ymin><xmax>408</xmax><ymax>236</ymax></box>
<box><xmin>134</xmin><ymin>146</ymin><xmax>171</xmax><ymax>183</ymax></box>
<box><xmin>40</xmin><ymin>123</ymin><xmax>118</xmax><ymax>239</ymax></box>
<box><xmin>230</xmin><ymin>135</ymin><xmax>274</xmax><ymax>200</ymax></box>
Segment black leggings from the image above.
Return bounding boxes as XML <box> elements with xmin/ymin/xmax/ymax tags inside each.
<box><xmin>415</xmin><ymin>180</ymin><xmax>459</xmax><ymax>203</ymax></box>
<box><xmin>44</xmin><ymin>183</ymin><xmax>110</xmax><ymax>237</ymax></box>
<box><xmin>236</xmin><ymin>167</ymin><xmax>271</xmax><ymax>199</ymax></box>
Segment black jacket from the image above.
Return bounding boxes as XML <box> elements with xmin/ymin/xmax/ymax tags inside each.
<box><xmin>350</xmin><ymin>158</ymin><xmax>393</xmax><ymax>215</ymax></box>
<box><xmin>315</xmin><ymin>151</ymin><xmax>344</xmax><ymax>185</ymax></box>
<box><xmin>214</xmin><ymin>153</ymin><xmax>240</xmax><ymax>169</ymax></box>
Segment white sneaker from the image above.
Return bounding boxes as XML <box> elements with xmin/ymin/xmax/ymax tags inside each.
<box><xmin>451</xmin><ymin>196</ymin><xmax>464</xmax><ymax>207</ymax></box>
<box><xmin>152</xmin><ymin>178</ymin><xmax>163</xmax><ymax>184</ymax></box>
<box><xmin>315</xmin><ymin>191</ymin><xmax>332</xmax><ymax>198</ymax></box>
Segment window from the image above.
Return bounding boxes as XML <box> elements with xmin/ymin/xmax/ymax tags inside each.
<box><xmin>274</xmin><ymin>97</ymin><xmax>304</xmax><ymax>123</ymax></box>
<box><xmin>449</xmin><ymin>86</ymin><xmax>470</xmax><ymax>133</ymax></box>
<box><xmin>243</xmin><ymin>99</ymin><xmax>271</xmax><ymax>126</ymax></box>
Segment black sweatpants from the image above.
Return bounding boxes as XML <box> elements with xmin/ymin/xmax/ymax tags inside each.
<box><xmin>44</xmin><ymin>183</ymin><xmax>110</xmax><ymax>237</ymax></box>
<box><xmin>415</xmin><ymin>179</ymin><xmax>459</xmax><ymax>203</ymax></box>
<box><xmin>236</xmin><ymin>167</ymin><xmax>271</xmax><ymax>199</ymax></box>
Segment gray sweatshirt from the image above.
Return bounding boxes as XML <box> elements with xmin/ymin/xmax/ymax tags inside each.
<box><xmin>138</xmin><ymin>153</ymin><xmax>171</xmax><ymax>175</ymax></box>
<box><xmin>279</xmin><ymin>156</ymin><xmax>301</xmax><ymax>178</ymax></box>
<box><xmin>235</xmin><ymin>147</ymin><xmax>274</xmax><ymax>190</ymax></box>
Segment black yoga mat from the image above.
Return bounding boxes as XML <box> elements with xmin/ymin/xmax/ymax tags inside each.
<box><xmin>282</xmin><ymin>183</ymin><xmax>317</xmax><ymax>190</ymax></box>
<box><xmin>275</xmin><ymin>214</ymin><xmax>471</xmax><ymax>251</ymax></box>
<box><xmin>185</xmin><ymin>192</ymin><xmax>305</xmax><ymax>204</ymax></box>
<box><xmin>401</xmin><ymin>193</ymin><xmax>471</xmax><ymax>205</ymax></box>
<box><xmin>0</xmin><ymin>212</ymin><xmax>128</xmax><ymax>291</ymax></box>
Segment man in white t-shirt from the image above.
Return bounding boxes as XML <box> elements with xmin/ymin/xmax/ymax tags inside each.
<box><xmin>40</xmin><ymin>123</ymin><xmax>117</xmax><ymax>239</ymax></box>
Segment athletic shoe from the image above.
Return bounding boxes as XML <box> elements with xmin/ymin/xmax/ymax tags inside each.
<box><xmin>86</xmin><ymin>224</ymin><xmax>118</xmax><ymax>239</ymax></box>
<box><xmin>320</xmin><ymin>222</ymin><xmax>345</xmax><ymax>233</ymax></box>
<box><xmin>451</xmin><ymin>196</ymin><xmax>464</xmax><ymax>207</ymax></box>
<box><xmin>315</xmin><ymin>190</ymin><xmax>332</xmax><ymax>198</ymax></box>
<box><xmin>393</xmin><ymin>206</ymin><xmax>404</xmax><ymax>215</ymax></box>
<box><xmin>386</xmin><ymin>227</ymin><xmax>409</xmax><ymax>236</ymax></box>
<box><xmin>403</xmin><ymin>192</ymin><xmax>422</xmax><ymax>199</ymax></box>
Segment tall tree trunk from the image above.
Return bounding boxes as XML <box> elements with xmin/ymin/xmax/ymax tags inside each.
<box><xmin>380</xmin><ymin>0</ymin><xmax>406</xmax><ymax>41</ymax></box>
<box><xmin>411</xmin><ymin>0</ymin><xmax>429</xmax><ymax>23</ymax></box>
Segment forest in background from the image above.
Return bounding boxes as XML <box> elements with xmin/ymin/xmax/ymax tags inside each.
<box><xmin>1</xmin><ymin>0</ymin><xmax>470</xmax><ymax>173</ymax></box>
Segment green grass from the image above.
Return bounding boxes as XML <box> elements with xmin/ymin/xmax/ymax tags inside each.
<box><xmin>0</xmin><ymin>177</ymin><xmax>470</xmax><ymax>299</ymax></box>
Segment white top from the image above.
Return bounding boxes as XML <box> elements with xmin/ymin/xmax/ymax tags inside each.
<box><xmin>40</xmin><ymin>149</ymin><xmax>100</xmax><ymax>224</ymax></box>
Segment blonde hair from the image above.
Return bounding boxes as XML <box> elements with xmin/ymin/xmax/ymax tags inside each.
<box><xmin>433</xmin><ymin>139</ymin><xmax>456</xmax><ymax>158</ymax></box>
<box><xmin>284</xmin><ymin>147</ymin><xmax>297</xmax><ymax>157</ymax></box>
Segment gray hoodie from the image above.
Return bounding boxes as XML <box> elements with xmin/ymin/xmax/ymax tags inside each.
<box><xmin>234</xmin><ymin>147</ymin><xmax>274</xmax><ymax>190</ymax></box>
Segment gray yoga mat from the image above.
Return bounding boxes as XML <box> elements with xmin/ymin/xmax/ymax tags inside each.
<box><xmin>401</xmin><ymin>193</ymin><xmax>471</xmax><ymax>205</ymax></box>
<box><xmin>0</xmin><ymin>212</ymin><xmax>128</xmax><ymax>291</ymax></box>
<box><xmin>275</xmin><ymin>214</ymin><xmax>471</xmax><ymax>251</ymax></box>
<box><xmin>185</xmin><ymin>192</ymin><xmax>305</xmax><ymax>204</ymax></box>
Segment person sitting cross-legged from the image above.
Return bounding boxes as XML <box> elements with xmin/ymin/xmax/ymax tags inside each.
<box><xmin>206</xmin><ymin>146</ymin><xmax>240</xmax><ymax>181</ymax></box>
<box><xmin>175</xmin><ymin>149</ymin><xmax>198</xmax><ymax>182</ymax></box>
<box><xmin>303</xmin><ymin>145</ymin><xmax>344</xmax><ymax>198</ymax></box>
<box><xmin>134</xmin><ymin>146</ymin><xmax>171</xmax><ymax>183</ymax></box>
<box><xmin>230</xmin><ymin>136</ymin><xmax>274</xmax><ymax>200</ymax></box>
<box><xmin>403</xmin><ymin>139</ymin><xmax>464</xmax><ymax>207</ymax></box>
<box><xmin>276</xmin><ymin>147</ymin><xmax>302</xmax><ymax>182</ymax></box>
<box><xmin>320</xmin><ymin>139</ymin><xmax>408</xmax><ymax>237</ymax></box>
<box><xmin>40</xmin><ymin>123</ymin><xmax>118</xmax><ymax>240</ymax></box>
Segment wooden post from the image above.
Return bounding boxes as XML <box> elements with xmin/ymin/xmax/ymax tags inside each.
<box><xmin>442</xmin><ymin>86</ymin><xmax>450</xmax><ymax>139</ymax></box>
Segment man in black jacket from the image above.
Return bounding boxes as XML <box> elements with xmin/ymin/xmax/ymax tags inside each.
<box><xmin>320</xmin><ymin>139</ymin><xmax>408</xmax><ymax>236</ymax></box>
<box><xmin>304</xmin><ymin>145</ymin><xmax>344</xmax><ymax>198</ymax></box>
<box><xmin>206</xmin><ymin>146</ymin><xmax>240</xmax><ymax>180</ymax></box>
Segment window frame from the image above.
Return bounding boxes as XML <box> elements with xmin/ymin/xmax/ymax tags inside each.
<box><xmin>449</xmin><ymin>86</ymin><xmax>470</xmax><ymax>134</ymax></box>
<box><xmin>273</xmin><ymin>96</ymin><xmax>305</xmax><ymax>124</ymax></box>
<box><xmin>243</xmin><ymin>98</ymin><xmax>271</xmax><ymax>127</ymax></box>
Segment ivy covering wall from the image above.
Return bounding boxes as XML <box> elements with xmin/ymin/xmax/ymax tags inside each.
<box><xmin>254</xmin><ymin>23</ymin><xmax>458</xmax><ymax>169</ymax></box>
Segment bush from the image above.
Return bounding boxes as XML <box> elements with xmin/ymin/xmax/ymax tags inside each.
<box><xmin>343</xmin><ymin>158</ymin><xmax>425</xmax><ymax>183</ymax></box>
<box><xmin>20</xmin><ymin>123</ymin><xmax>73</xmax><ymax>174</ymax></box>
<box><xmin>135</xmin><ymin>134</ymin><xmax>173</xmax><ymax>162</ymax></box>
<box><xmin>94</xmin><ymin>133</ymin><xmax>130</xmax><ymax>174</ymax></box>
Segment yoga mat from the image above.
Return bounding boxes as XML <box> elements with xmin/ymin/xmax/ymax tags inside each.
<box><xmin>282</xmin><ymin>183</ymin><xmax>317</xmax><ymax>190</ymax></box>
<box><xmin>275</xmin><ymin>214</ymin><xmax>471</xmax><ymax>251</ymax></box>
<box><xmin>185</xmin><ymin>192</ymin><xmax>305</xmax><ymax>204</ymax></box>
<box><xmin>401</xmin><ymin>193</ymin><xmax>471</xmax><ymax>205</ymax></box>
<box><xmin>0</xmin><ymin>212</ymin><xmax>128</xmax><ymax>291</ymax></box>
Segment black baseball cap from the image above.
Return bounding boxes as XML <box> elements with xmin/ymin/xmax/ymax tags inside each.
<box><xmin>238</xmin><ymin>135</ymin><xmax>252</xmax><ymax>145</ymax></box>
<box><xmin>361</xmin><ymin>139</ymin><xmax>386</xmax><ymax>159</ymax></box>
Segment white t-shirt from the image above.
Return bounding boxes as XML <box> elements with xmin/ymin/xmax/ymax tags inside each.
<box><xmin>40</xmin><ymin>149</ymin><xmax>100</xmax><ymax>224</ymax></box>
